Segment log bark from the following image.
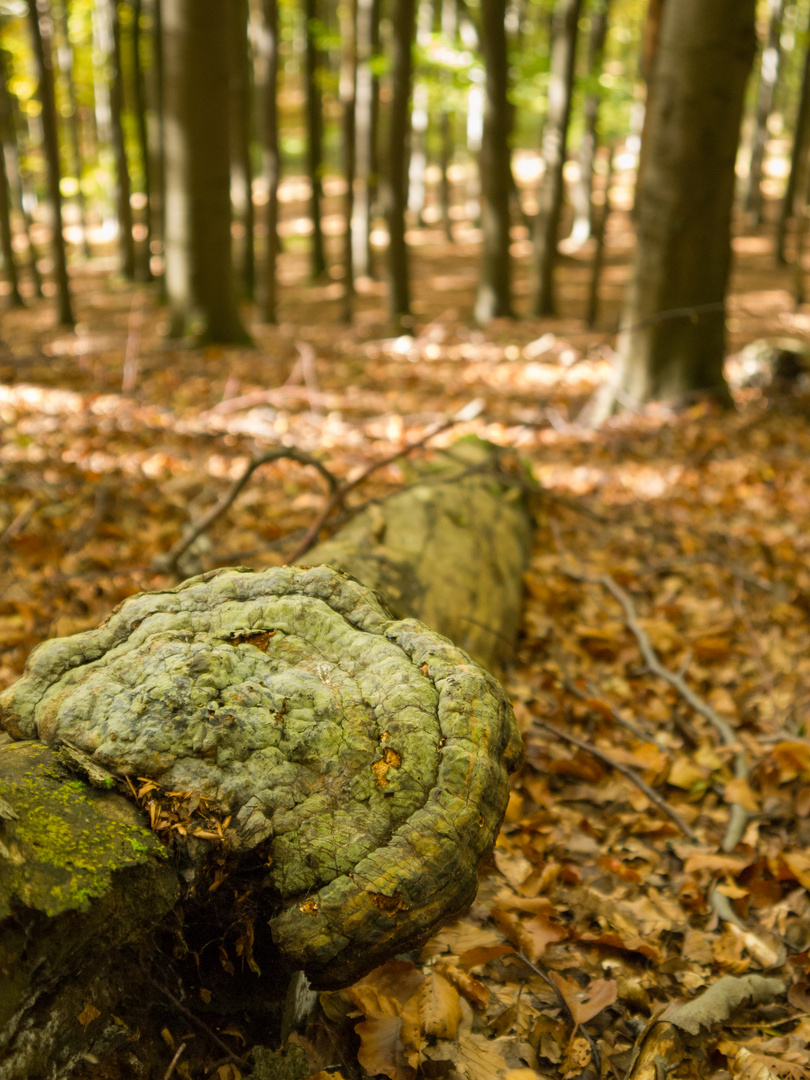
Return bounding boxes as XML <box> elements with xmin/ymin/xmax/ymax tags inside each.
<box><xmin>0</xmin><ymin>455</ymin><xmax>531</xmax><ymax>1077</ymax></box>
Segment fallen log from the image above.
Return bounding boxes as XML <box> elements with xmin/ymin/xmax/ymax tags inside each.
<box><xmin>0</xmin><ymin>446</ymin><xmax>531</xmax><ymax>1079</ymax></box>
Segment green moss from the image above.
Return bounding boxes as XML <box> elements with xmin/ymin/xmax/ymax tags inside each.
<box><xmin>0</xmin><ymin>743</ymin><xmax>164</xmax><ymax>918</ymax></box>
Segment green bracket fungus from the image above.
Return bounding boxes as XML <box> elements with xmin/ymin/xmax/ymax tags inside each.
<box><xmin>0</xmin><ymin>564</ymin><xmax>522</xmax><ymax>988</ymax></box>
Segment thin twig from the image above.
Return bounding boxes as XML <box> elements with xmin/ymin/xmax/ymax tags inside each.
<box><xmin>531</xmin><ymin>715</ymin><xmax>697</xmax><ymax>840</ymax></box>
<box><xmin>288</xmin><ymin>403</ymin><xmax>482</xmax><ymax>562</ymax></box>
<box><xmin>0</xmin><ymin>496</ymin><xmax>40</xmax><ymax>545</ymax></box>
<box><xmin>156</xmin><ymin>449</ymin><xmax>338</xmax><ymax>574</ymax></box>
<box><xmin>154</xmin><ymin>981</ymin><xmax>247</xmax><ymax>1065</ymax></box>
<box><xmin>513</xmin><ymin>950</ymin><xmax>602</xmax><ymax>1073</ymax></box>
<box><xmin>562</xmin><ymin>565</ymin><xmax>749</xmax><ymax>851</ymax></box>
<box><xmin>162</xmin><ymin>1042</ymin><xmax>187</xmax><ymax>1080</ymax></box>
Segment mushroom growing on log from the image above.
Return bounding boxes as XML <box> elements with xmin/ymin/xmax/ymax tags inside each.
<box><xmin>0</xmin><ymin>564</ymin><xmax>522</xmax><ymax>991</ymax></box>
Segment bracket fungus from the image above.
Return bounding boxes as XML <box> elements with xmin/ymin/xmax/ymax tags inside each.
<box><xmin>0</xmin><ymin>565</ymin><xmax>522</xmax><ymax>988</ymax></box>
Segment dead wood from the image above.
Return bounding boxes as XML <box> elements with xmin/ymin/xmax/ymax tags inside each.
<box><xmin>0</xmin><ymin>434</ymin><xmax>532</xmax><ymax>1079</ymax></box>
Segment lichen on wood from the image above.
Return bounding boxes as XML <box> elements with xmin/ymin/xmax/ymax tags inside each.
<box><xmin>0</xmin><ymin>563</ymin><xmax>522</xmax><ymax>987</ymax></box>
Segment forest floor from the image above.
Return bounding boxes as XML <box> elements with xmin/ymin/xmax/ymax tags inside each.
<box><xmin>2</xmin><ymin>173</ymin><xmax>810</xmax><ymax>1080</ymax></box>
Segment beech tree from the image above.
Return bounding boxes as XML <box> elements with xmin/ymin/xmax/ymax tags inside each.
<box><xmin>475</xmin><ymin>0</ymin><xmax>512</xmax><ymax>323</ymax></box>
<box><xmin>601</xmin><ymin>0</ymin><xmax>756</xmax><ymax>414</ymax></box>
<box><xmin>162</xmin><ymin>0</ymin><xmax>247</xmax><ymax>342</ymax></box>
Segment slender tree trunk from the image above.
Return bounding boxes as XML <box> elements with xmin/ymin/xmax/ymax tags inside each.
<box><xmin>229</xmin><ymin>0</ymin><xmax>256</xmax><ymax>300</ymax></box>
<box><xmin>146</xmin><ymin>0</ymin><xmax>166</xmax><ymax>290</ymax></box>
<box><xmin>0</xmin><ymin>132</ymin><xmax>21</xmax><ymax>306</ymax></box>
<box><xmin>352</xmin><ymin>0</ymin><xmax>379</xmax><ymax>277</ymax></box>
<box><xmin>131</xmin><ymin>0</ymin><xmax>153</xmax><ymax>281</ymax></box>
<box><xmin>163</xmin><ymin>0</ymin><xmax>248</xmax><ymax>342</ymax></box>
<box><xmin>387</xmin><ymin>0</ymin><xmax>417</xmax><ymax>324</ymax></box>
<box><xmin>531</xmin><ymin>0</ymin><xmax>581</xmax><ymax>316</ymax></box>
<box><xmin>746</xmin><ymin>0</ymin><xmax>787</xmax><ymax>223</ymax></box>
<box><xmin>585</xmin><ymin>144</ymin><xmax>613</xmax><ymax>328</ymax></box>
<box><xmin>304</xmin><ymin>0</ymin><xmax>327</xmax><ymax>278</ymax></box>
<box><xmin>569</xmin><ymin>0</ymin><xmax>611</xmax><ymax>247</ymax></box>
<box><xmin>475</xmin><ymin>0</ymin><xmax>512</xmax><ymax>323</ymax></box>
<box><xmin>777</xmin><ymin>44</ymin><xmax>810</xmax><ymax>264</ymax></box>
<box><xmin>259</xmin><ymin>0</ymin><xmax>280</xmax><ymax>322</ymax></box>
<box><xmin>28</xmin><ymin>0</ymin><xmax>73</xmax><ymax>325</ymax></box>
<box><xmin>0</xmin><ymin>48</ymin><xmax>22</xmax><ymax>306</ymax></box>
<box><xmin>107</xmin><ymin>0</ymin><xmax>135</xmax><ymax>278</ymax></box>
<box><xmin>438</xmin><ymin>109</ymin><xmax>453</xmax><ymax>240</ymax></box>
<box><xmin>0</xmin><ymin>57</ymin><xmax>43</xmax><ymax>298</ymax></box>
<box><xmin>53</xmin><ymin>0</ymin><xmax>91</xmax><ymax>257</ymax></box>
<box><xmin>606</xmin><ymin>0</ymin><xmax>756</xmax><ymax>413</ymax></box>
<box><xmin>438</xmin><ymin>0</ymin><xmax>456</xmax><ymax>241</ymax></box>
<box><xmin>340</xmin><ymin>0</ymin><xmax>357</xmax><ymax>321</ymax></box>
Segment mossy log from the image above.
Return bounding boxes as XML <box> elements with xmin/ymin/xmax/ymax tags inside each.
<box><xmin>302</xmin><ymin>439</ymin><xmax>531</xmax><ymax>673</ymax></box>
<box><xmin>0</xmin><ymin>550</ymin><xmax>526</xmax><ymax>1076</ymax></box>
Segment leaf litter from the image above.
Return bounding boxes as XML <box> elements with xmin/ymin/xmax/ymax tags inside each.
<box><xmin>1</xmin><ymin>217</ymin><xmax>810</xmax><ymax>1079</ymax></box>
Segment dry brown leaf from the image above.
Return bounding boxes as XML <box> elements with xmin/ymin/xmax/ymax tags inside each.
<box><xmin>414</xmin><ymin>970</ymin><xmax>463</xmax><ymax>1039</ymax></box>
<box><xmin>355</xmin><ymin>1014</ymin><xmax>413</xmax><ymax>1080</ymax></box>
<box><xmin>548</xmin><ymin>972</ymin><xmax>618</xmax><ymax>1026</ymax></box>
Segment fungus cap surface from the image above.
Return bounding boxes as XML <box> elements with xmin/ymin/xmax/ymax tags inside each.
<box><xmin>0</xmin><ymin>565</ymin><xmax>522</xmax><ymax>986</ymax></box>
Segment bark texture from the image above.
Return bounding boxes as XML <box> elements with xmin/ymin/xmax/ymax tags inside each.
<box><xmin>303</xmin><ymin>442</ymin><xmax>530</xmax><ymax>673</ymax></box>
<box><xmin>0</xmin><ymin>740</ymin><xmax>178</xmax><ymax>1080</ymax></box>
<box><xmin>608</xmin><ymin>0</ymin><xmax>756</xmax><ymax>409</ymax></box>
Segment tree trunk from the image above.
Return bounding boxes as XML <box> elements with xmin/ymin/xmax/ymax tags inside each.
<box><xmin>568</xmin><ymin>0</ymin><xmax>611</xmax><ymax>248</ymax></box>
<box><xmin>0</xmin><ymin>451</ymin><xmax>530</xmax><ymax>1075</ymax></box>
<box><xmin>259</xmin><ymin>0</ymin><xmax>281</xmax><ymax>322</ymax></box>
<box><xmin>304</xmin><ymin>0</ymin><xmax>327</xmax><ymax>279</ymax></box>
<box><xmin>107</xmin><ymin>0</ymin><xmax>136</xmax><ymax>279</ymax></box>
<box><xmin>27</xmin><ymin>0</ymin><xmax>73</xmax><ymax>325</ymax></box>
<box><xmin>0</xmin><ymin>56</ymin><xmax>43</xmax><ymax>299</ymax></box>
<box><xmin>53</xmin><ymin>0</ymin><xmax>91</xmax><ymax>258</ymax></box>
<box><xmin>633</xmin><ymin>0</ymin><xmax>665</xmax><ymax>216</ymax></box>
<box><xmin>131</xmin><ymin>0</ymin><xmax>153</xmax><ymax>281</ymax></box>
<box><xmin>474</xmin><ymin>0</ymin><xmax>512</xmax><ymax>323</ymax></box>
<box><xmin>163</xmin><ymin>0</ymin><xmax>247</xmax><ymax>342</ymax></box>
<box><xmin>776</xmin><ymin>41</ymin><xmax>810</xmax><ymax>264</ymax></box>
<box><xmin>603</xmin><ymin>0</ymin><xmax>756</xmax><ymax>413</ymax></box>
<box><xmin>0</xmin><ymin>133</ymin><xmax>22</xmax><ymax>306</ymax></box>
<box><xmin>340</xmin><ymin>0</ymin><xmax>357</xmax><ymax>322</ymax></box>
<box><xmin>387</xmin><ymin>0</ymin><xmax>417</xmax><ymax>324</ymax></box>
<box><xmin>229</xmin><ymin>0</ymin><xmax>256</xmax><ymax>301</ymax></box>
<box><xmin>147</xmin><ymin>0</ymin><xmax>166</xmax><ymax>292</ymax></box>
<box><xmin>531</xmin><ymin>0</ymin><xmax>581</xmax><ymax>316</ymax></box>
<box><xmin>745</xmin><ymin>0</ymin><xmax>787</xmax><ymax>224</ymax></box>
<box><xmin>352</xmin><ymin>0</ymin><xmax>380</xmax><ymax>278</ymax></box>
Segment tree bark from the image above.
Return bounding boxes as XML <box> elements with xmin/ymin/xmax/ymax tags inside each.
<box><xmin>229</xmin><ymin>0</ymin><xmax>256</xmax><ymax>301</ymax></box>
<box><xmin>568</xmin><ymin>0</ymin><xmax>612</xmax><ymax>248</ymax></box>
<box><xmin>131</xmin><ymin>0</ymin><xmax>153</xmax><ymax>281</ymax></box>
<box><xmin>340</xmin><ymin>0</ymin><xmax>357</xmax><ymax>321</ymax></box>
<box><xmin>352</xmin><ymin>0</ymin><xmax>380</xmax><ymax>278</ymax></box>
<box><xmin>475</xmin><ymin>0</ymin><xmax>512</xmax><ymax>323</ymax></box>
<box><xmin>27</xmin><ymin>0</ymin><xmax>73</xmax><ymax>325</ymax></box>
<box><xmin>745</xmin><ymin>0</ymin><xmax>787</xmax><ymax>224</ymax></box>
<box><xmin>53</xmin><ymin>0</ymin><xmax>91</xmax><ymax>258</ymax></box>
<box><xmin>163</xmin><ymin>0</ymin><xmax>248</xmax><ymax>342</ymax></box>
<box><xmin>603</xmin><ymin>0</ymin><xmax>756</xmax><ymax>413</ymax></box>
<box><xmin>0</xmin><ymin>48</ymin><xmax>22</xmax><ymax>307</ymax></box>
<box><xmin>0</xmin><ymin>54</ymin><xmax>43</xmax><ymax>298</ymax></box>
<box><xmin>776</xmin><ymin>42</ymin><xmax>810</xmax><ymax>264</ymax></box>
<box><xmin>304</xmin><ymin>0</ymin><xmax>327</xmax><ymax>279</ymax></box>
<box><xmin>387</xmin><ymin>0</ymin><xmax>417</xmax><ymax>324</ymax></box>
<box><xmin>259</xmin><ymin>0</ymin><xmax>281</xmax><ymax>322</ymax></box>
<box><xmin>531</xmin><ymin>0</ymin><xmax>581</xmax><ymax>316</ymax></box>
<box><xmin>108</xmin><ymin>0</ymin><xmax>136</xmax><ymax>279</ymax></box>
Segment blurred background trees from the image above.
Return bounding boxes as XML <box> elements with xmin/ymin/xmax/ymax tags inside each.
<box><xmin>0</xmin><ymin>0</ymin><xmax>808</xmax><ymax>410</ymax></box>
